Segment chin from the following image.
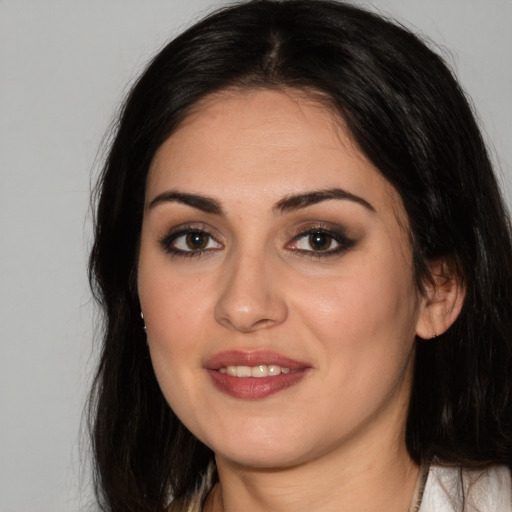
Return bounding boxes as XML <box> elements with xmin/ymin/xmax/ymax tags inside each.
<box><xmin>217</xmin><ymin>446</ymin><xmax>305</xmax><ymax>470</ymax></box>
<box><xmin>207</xmin><ymin>423</ymin><xmax>314</xmax><ymax>470</ymax></box>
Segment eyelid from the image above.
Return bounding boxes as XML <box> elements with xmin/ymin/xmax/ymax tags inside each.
<box><xmin>159</xmin><ymin>223</ymin><xmax>224</xmax><ymax>256</ymax></box>
<box><xmin>157</xmin><ymin>221</ymin><xmax>356</xmax><ymax>259</ymax></box>
<box><xmin>285</xmin><ymin>224</ymin><xmax>356</xmax><ymax>256</ymax></box>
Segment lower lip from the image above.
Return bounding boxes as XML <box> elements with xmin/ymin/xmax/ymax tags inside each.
<box><xmin>206</xmin><ymin>369</ymin><xmax>308</xmax><ymax>399</ymax></box>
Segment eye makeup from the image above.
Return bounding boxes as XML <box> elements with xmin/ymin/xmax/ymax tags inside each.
<box><xmin>286</xmin><ymin>225</ymin><xmax>356</xmax><ymax>258</ymax></box>
<box><xmin>159</xmin><ymin>224</ymin><xmax>223</xmax><ymax>258</ymax></box>
<box><xmin>158</xmin><ymin>220</ymin><xmax>357</xmax><ymax>260</ymax></box>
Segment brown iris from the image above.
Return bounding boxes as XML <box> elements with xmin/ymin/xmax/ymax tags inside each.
<box><xmin>186</xmin><ymin>232</ymin><xmax>209</xmax><ymax>250</ymax></box>
<box><xmin>309</xmin><ymin>232</ymin><xmax>332</xmax><ymax>251</ymax></box>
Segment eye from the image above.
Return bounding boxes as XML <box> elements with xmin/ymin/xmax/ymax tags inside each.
<box><xmin>160</xmin><ymin>228</ymin><xmax>222</xmax><ymax>255</ymax></box>
<box><xmin>287</xmin><ymin>227</ymin><xmax>354</xmax><ymax>256</ymax></box>
<box><xmin>298</xmin><ymin>232</ymin><xmax>337</xmax><ymax>252</ymax></box>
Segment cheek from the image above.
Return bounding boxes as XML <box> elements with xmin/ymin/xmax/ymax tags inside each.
<box><xmin>138</xmin><ymin>261</ymin><xmax>224</xmax><ymax>406</ymax></box>
<box><xmin>140</xmin><ymin>271</ymin><xmax>214</xmax><ymax>356</ymax></box>
<box><xmin>306</xmin><ymin>261</ymin><xmax>415</xmax><ymax>317</ymax></box>
<box><xmin>139</xmin><ymin>268</ymin><xmax>236</xmax><ymax>443</ymax></box>
<box><xmin>139</xmin><ymin>273</ymin><xmax>214</xmax><ymax>429</ymax></box>
<box><xmin>293</xmin><ymin>269</ymin><xmax>418</xmax><ymax>432</ymax></box>
<box><xmin>291</xmin><ymin>252</ymin><xmax>419</xmax><ymax>372</ymax></box>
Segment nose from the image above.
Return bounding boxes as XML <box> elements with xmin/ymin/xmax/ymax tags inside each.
<box><xmin>214</xmin><ymin>251</ymin><xmax>288</xmax><ymax>333</ymax></box>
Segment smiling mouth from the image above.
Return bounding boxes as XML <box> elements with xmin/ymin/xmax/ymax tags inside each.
<box><xmin>205</xmin><ymin>351</ymin><xmax>310</xmax><ymax>399</ymax></box>
<box><xmin>218</xmin><ymin>364</ymin><xmax>291</xmax><ymax>377</ymax></box>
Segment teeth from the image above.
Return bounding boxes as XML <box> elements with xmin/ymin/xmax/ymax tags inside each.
<box><xmin>219</xmin><ymin>365</ymin><xmax>291</xmax><ymax>377</ymax></box>
<box><xmin>268</xmin><ymin>365</ymin><xmax>281</xmax><ymax>375</ymax></box>
<box><xmin>251</xmin><ymin>365</ymin><xmax>267</xmax><ymax>377</ymax></box>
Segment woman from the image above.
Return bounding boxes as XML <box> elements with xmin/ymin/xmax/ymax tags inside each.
<box><xmin>88</xmin><ymin>1</ymin><xmax>512</xmax><ymax>510</ymax></box>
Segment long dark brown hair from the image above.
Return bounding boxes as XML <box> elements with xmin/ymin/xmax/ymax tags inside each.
<box><xmin>88</xmin><ymin>1</ymin><xmax>512</xmax><ymax>510</ymax></box>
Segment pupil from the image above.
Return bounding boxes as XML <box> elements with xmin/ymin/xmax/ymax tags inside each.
<box><xmin>309</xmin><ymin>232</ymin><xmax>331</xmax><ymax>251</ymax></box>
<box><xmin>186</xmin><ymin>233</ymin><xmax>207</xmax><ymax>250</ymax></box>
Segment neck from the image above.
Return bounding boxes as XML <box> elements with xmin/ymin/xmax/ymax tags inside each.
<box><xmin>210</xmin><ymin>437</ymin><xmax>419</xmax><ymax>512</ymax></box>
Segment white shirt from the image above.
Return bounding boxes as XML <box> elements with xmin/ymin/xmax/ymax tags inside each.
<box><xmin>419</xmin><ymin>465</ymin><xmax>512</xmax><ymax>511</ymax></box>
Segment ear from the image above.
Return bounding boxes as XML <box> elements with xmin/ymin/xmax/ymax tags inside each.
<box><xmin>416</xmin><ymin>259</ymin><xmax>465</xmax><ymax>339</ymax></box>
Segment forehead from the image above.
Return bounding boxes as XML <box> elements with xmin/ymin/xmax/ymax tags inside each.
<box><xmin>147</xmin><ymin>88</ymin><xmax>405</xmax><ymax>221</ymax></box>
<box><xmin>174</xmin><ymin>87</ymin><xmax>345</xmax><ymax>145</ymax></box>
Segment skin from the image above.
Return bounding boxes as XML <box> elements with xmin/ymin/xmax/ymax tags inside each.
<box><xmin>138</xmin><ymin>89</ymin><xmax>440</xmax><ymax>511</ymax></box>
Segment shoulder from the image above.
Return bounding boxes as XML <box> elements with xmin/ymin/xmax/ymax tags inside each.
<box><xmin>420</xmin><ymin>464</ymin><xmax>512</xmax><ymax>512</ymax></box>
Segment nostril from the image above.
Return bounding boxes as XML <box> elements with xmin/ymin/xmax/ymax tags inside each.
<box><xmin>213</xmin><ymin>264</ymin><xmax>288</xmax><ymax>332</ymax></box>
<box><xmin>214</xmin><ymin>304</ymin><xmax>287</xmax><ymax>333</ymax></box>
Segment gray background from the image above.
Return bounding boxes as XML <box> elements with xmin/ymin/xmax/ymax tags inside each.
<box><xmin>1</xmin><ymin>1</ymin><xmax>511</xmax><ymax>510</ymax></box>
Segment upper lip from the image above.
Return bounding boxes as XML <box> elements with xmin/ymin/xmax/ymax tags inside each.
<box><xmin>204</xmin><ymin>350</ymin><xmax>310</xmax><ymax>371</ymax></box>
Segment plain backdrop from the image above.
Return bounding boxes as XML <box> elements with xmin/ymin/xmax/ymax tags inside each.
<box><xmin>1</xmin><ymin>1</ymin><xmax>511</xmax><ymax>510</ymax></box>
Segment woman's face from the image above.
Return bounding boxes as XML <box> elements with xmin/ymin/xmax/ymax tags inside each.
<box><xmin>138</xmin><ymin>89</ymin><xmax>428</xmax><ymax>469</ymax></box>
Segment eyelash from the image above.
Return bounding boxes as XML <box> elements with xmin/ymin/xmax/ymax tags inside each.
<box><xmin>287</xmin><ymin>226</ymin><xmax>355</xmax><ymax>258</ymax></box>
<box><xmin>159</xmin><ymin>226</ymin><xmax>222</xmax><ymax>258</ymax></box>
<box><xmin>159</xmin><ymin>225</ymin><xmax>355</xmax><ymax>259</ymax></box>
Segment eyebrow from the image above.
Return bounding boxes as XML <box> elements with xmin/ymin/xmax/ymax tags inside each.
<box><xmin>148</xmin><ymin>187</ymin><xmax>375</xmax><ymax>216</ymax></box>
<box><xmin>148</xmin><ymin>191</ymin><xmax>224</xmax><ymax>215</ymax></box>
<box><xmin>274</xmin><ymin>188</ymin><xmax>375</xmax><ymax>213</ymax></box>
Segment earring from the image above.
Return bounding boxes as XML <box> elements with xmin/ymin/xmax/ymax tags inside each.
<box><xmin>432</xmin><ymin>331</ymin><xmax>437</xmax><ymax>339</ymax></box>
<box><xmin>140</xmin><ymin>311</ymin><xmax>147</xmax><ymax>332</ymax></box>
